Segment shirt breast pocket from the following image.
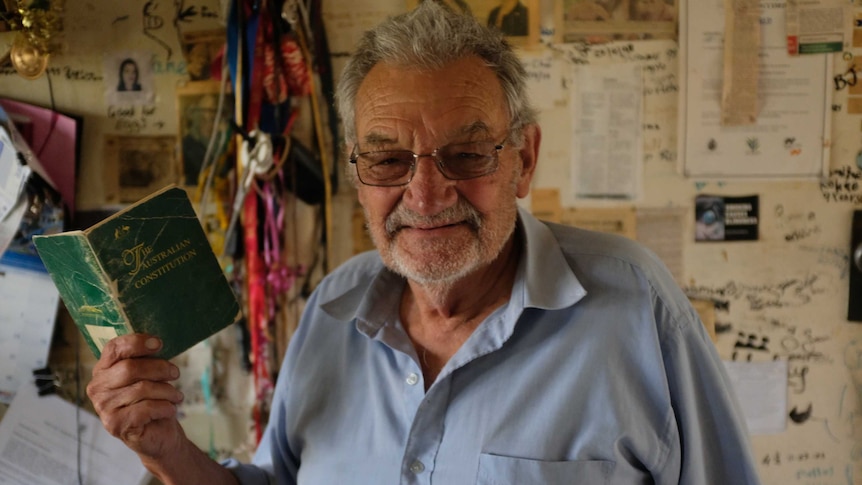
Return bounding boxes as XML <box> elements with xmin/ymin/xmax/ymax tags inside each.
<box><xmin>476</xmin><ymin>453</ymin><xmax>614</xmax><ymax>485</ymax></box>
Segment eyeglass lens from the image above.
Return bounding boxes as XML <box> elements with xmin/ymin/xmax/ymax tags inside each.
<box><xmin>354</xmin><ymin>140</ymin><xmax>501</xmax><ymax>186</ymax></box>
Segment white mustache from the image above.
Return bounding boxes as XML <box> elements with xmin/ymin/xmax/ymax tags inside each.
<box><xmin>385</xmin><ymin>200</ymin><xmax>482</xmax><ymax>236</ymax></box>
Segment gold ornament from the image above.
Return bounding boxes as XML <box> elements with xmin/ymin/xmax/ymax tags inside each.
<box><xmin>10</xmin><ymin>31</ymin><xmax>47</xmax><ymax>79</ymax></box>
<box><xmin>2</xmin><ymin>0</ymin><xmax>63</xmax><ymax>77</ymax></box>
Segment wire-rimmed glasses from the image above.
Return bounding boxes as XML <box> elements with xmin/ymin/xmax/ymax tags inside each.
<box><xmin>348</xmin><ymin>138</ymin><xmax>507</xmax><ymax>187</ymax></box>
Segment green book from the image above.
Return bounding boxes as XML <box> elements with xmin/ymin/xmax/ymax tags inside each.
<box><xmin>33</xmin><ymin>185</ymin><xmax>241</xmax><ymax>359</ymax></box>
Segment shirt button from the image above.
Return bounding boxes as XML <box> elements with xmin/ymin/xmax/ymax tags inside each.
<box><xmin>406</xmin><ymin>373</ymin><xmax>419</xmax><ymax>386</ymax></box>
<box><xmin>409</xmin><ymin>460</ymin><xmax>425</xmax><ymax>474</ymax></box>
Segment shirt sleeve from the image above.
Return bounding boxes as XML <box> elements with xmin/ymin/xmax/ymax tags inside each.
<box><xmin>221</xmin><ymin>458</ymin><xmax>274</xmax><ymax>485</ymax></box>
<box><xmin>219</xmin><ymin>380</ymin><xmax>300</xmax><ymax>485</ymax></box>
<box><xmin>657</xmin><ymin>303</ymin><xmax>763</xmax><ymax>485</ymax></box>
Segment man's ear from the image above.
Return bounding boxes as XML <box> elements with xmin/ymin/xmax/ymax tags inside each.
<box><xmin>515</xmin><ymin>123</ymin><xmax>541</xmax><ymax>198</ymax></box>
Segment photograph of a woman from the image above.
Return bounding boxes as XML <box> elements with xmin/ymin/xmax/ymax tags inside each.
<box><xmin>105</xmin><ymin>52</ymin><xmax>154</xmax><ymax>106</ymax></box>
<box><xmin>116</xmin><ymin>58</ymin><xmax>142</xmax><ymax>92</ymax></box>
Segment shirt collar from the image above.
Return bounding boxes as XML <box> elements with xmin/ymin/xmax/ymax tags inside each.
<box><xmin>320</xmin><ymin>206</ymin><xmax>586</xmax><ymax>334</ymax></box>
<box><xmin>515</xmin><ymin>206</ymin><xmax>586</xmax><ymax>311</ymax></box>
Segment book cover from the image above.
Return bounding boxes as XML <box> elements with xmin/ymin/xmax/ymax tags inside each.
<box><xmin>33</xmin><ymin>185</ymin><xmax>241</xmax><ymax>359</ymax></box>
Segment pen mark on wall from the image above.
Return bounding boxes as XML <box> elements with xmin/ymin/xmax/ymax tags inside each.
<box><xmin>821</xmin><ymin>165</ymin><xmax>862</xmax><ymax>204</ymax></box>
<box><xmin>761</xmin><ymin>449</ymin><xmax>826</xmax><ymax>466</ymax></box>
<box><xmin>108</xmin><ymin>105</ymin><xmax>162</xmax><ymax>134</ymax></box>
<box><xmin>790</xmin><ymin>403</ymin><xmax>813</xmax><ymax>423</ymax></box>
<box><xmin>687</xmin><ymin>274</ymin><xmax>825</xmax><ymax>311</ymax></box>
<box><xmin>799</xmin><ymin>246</ymin><xmax>849</xmax><ymax>280</ymax></box>
<box><xmin>834</xmin><ymin>64</ymin><xmax>857</xmax><ymax>91</ymax></box>
<box><xmin>143</xmin><ymin>1</ymin><xmax>173</xmax><ymax>59</ymax></box>
<box><xmin>732</xmin><ymin>332</ymin><xmax>769</xmax><ymax>361</ymax></box>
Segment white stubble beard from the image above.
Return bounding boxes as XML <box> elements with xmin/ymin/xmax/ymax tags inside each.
<box><xmin>366</xmin><ymin>193</ymin><xmax>519</xmax><ymax>292</ymax></box>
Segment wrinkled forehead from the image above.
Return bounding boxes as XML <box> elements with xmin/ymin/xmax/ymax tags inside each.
<box><xmin>352</xmin><ymin>57</ymin><xmax>509</xmax><ymax>145</ymax></box>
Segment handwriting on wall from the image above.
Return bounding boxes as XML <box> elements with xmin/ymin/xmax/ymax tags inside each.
<box><xmin>108</xmin><ymin>104</ymin><xmax>163</xmax><ymax>133</ymax></box>
<box><xmin>686</xmin><ymin>274</ymin><xmax>826</xmax><ymax>312</ymax></box>
<box><xmin>152</xmin><ymin>58</ymin><xmax>188</xmax><ymax>76</ymax></box>
<box><xmin>138</xmin><ymin>1</ymin><xmax>220</xmax><ymax>58</ymax></box>
<box><xmin>727</xmin><ymin>319</ymin><xmax>858</xmax><ymax>485</ymax></box>
<box><xmin>762</xmin><ymin>450</ymin><xmax>827</xmax><ymax>466</ymax></box>
<box><xmin>834</xmin><ymin>65</ymin><xmax>857</xmax><ymax>91</ymax></box>
<box><xmin>799</xmin><ymin>245</ymin><xmax>850</xmax><ymax>280</ymax></box>
<box><xmin>775</xmin><ymin>205</ymin><xmax>822</xmax><ymax>243</ymax></box>
<box><xmin>0</xmin><ymin>65</ymin><xmax>103</xmax><ymax>81</ymax></box>
<box><xmin>821</xmin><ymin>165</ymin><xmax>862</xmax><ymax>204</ymax></box>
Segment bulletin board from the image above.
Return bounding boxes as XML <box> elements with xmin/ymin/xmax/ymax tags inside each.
<box><xmin>524</xmin><ymin>2</ymin><xmax>862</xmax><ymax>483</ymax></box>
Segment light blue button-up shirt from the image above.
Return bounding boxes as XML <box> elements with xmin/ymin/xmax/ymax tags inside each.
<box><xmin>225</xmin><ymin>208</ymin><xmax>761</xmax><ymax>484</ymax></box>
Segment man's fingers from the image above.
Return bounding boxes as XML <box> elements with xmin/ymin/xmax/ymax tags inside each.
<box><xmin>94</xmin><ymin>334</ymin><xmax>163</xmax><ymax>371</ymax></box>
<box><xmin>99</xmin><ymin>397</ymin><xmax>182</xmax><ymax>446</ymax></box>
<box><xmin>89</xmin><ymin>355</ymin><xmax>178</xmax><ymax>394</ymax></box>
<box><xmin>91</xmin><ymin>379</ymin><xmax>184</xmax><ymax>416</ymax></box>
<box><xmin>111</xmin><ymin>357</ymin><xmax>179</xmax><ymax>385</ymax></box>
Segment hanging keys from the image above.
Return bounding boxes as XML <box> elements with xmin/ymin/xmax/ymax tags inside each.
<box><xmin>222</xmin><ymin>130</ymin><xmax>275</xmax><ymax>257</ymax></box>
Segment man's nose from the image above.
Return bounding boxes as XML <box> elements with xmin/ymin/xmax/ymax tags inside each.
<box><xmin>402</xmin><ymin>155</ymin><xmax>457</xmax><ymax>215</ymax></box>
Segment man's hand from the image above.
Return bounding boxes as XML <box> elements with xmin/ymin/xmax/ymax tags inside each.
<box><xmin>87</xmin><ymin>334</ymin><xmax>186</xmax><ymax>460</ymax></box>
<box><xmin>87</xmin><ymin>334</ymin><xmax>240</xmax><ymax>485</ymax></box>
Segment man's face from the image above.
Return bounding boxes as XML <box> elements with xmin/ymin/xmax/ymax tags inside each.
<box><xmin>352</xmin><ymin>56</ymin><xmax>536</xmax><ymax>286</ymax></box>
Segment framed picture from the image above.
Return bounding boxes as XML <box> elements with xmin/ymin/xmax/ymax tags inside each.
<box><xmin>181</xmin><ymin>29</ymin><xmax>225</xmax><ymax>81</ymax></box>
<box><xmin>559</xmin><ymin>0</ymin><xmax>676</xmax><ymax>43</ymax></box>
<box><xmin>406</xmin><ymin>0</ymin><xmax>541</xmax><ymax>47</ymax></box>
<box><xmin>103</xmin><ymin>135</ymin><xmax>178</xmax><ymax>204</ymax></box>
<box><xmin>176</xmin><ymin>81</ymin><xmax>231</xmax><ymax>187</ymax></box>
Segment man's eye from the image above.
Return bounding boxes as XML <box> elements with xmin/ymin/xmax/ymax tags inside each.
<box><xmin>451</xmin><ymin>151</ymin><xmax>484</xmax><ymax>160</ymax></box>
<box><xmin>369</xmin><ymin>155</ymin><xmax>408</xmax><ymax>166</ymax></box>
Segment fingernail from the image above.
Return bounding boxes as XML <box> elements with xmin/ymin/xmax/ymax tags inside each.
<box><xmin>145</xmin><ymin>337</ymin><xmax>161</xmax><ymax>350</ymax></box>
<box><xmin>170</xmin><ymin>365</ymin><xmax>179</xmax><ymax>379</ymax></box>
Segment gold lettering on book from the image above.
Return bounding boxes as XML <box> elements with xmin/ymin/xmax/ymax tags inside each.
<box><xmin>124</xmin><ymin>238</ymin><xmax>193</xmax><ymax>277</ymax></box>
<box><xmin>133</xmin><ymin>247</ymin><xmax>198</xmax><ymax>289</ymax></box>
<box><xmin>123</xmin><ymin>243</ymin><xmax>153</xmax><ymax>276</ymax></box>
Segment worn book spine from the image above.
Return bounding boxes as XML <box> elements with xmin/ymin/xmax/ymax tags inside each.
<box><xmin>32</xmin><ymin>232</ymin><xmax>133</xmax><ymax>359</ymax></box>
<box><xmin>35</xmin><ymin>186</ymin><xmax>241</xmax><ymax>360</ymax></box>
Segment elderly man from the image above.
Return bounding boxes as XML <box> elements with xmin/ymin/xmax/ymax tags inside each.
<box><xmin>86</xmin><ymin>2</ymin><xmax>762</xmax><ymax>484</ymax></box>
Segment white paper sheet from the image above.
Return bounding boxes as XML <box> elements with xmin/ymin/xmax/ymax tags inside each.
<box><xmin>569</xmin><ymin>62</ymin><xmax>643</xmax><ymax>200</ymax></box>
<box><xmin>723</xmin><ymin>359</ymin><xmax>789</xmax><ymax>435</ymax></box>
<box><xmin>0</xmin><ymin>255</ymin><xmax>59</xmax><ymax>403</ymax></box>
<box><xmin>679</xmin><ymin>0</ymin><xmax>831</xmax><ymax>178</ymax></box>
<box><xmin>0</xmin><ymin>191</ymin><xmax>27</xmax><ymax>256</ymax></box>
<box><xmin>0</xmin><ymin>126</ymin><xmax>31</xmax><ymax>222</ymax></box>
<box><xmin>0</xmin><ymin>384</ymin><xmax>149</xmax><ymax>485</ymax></box>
